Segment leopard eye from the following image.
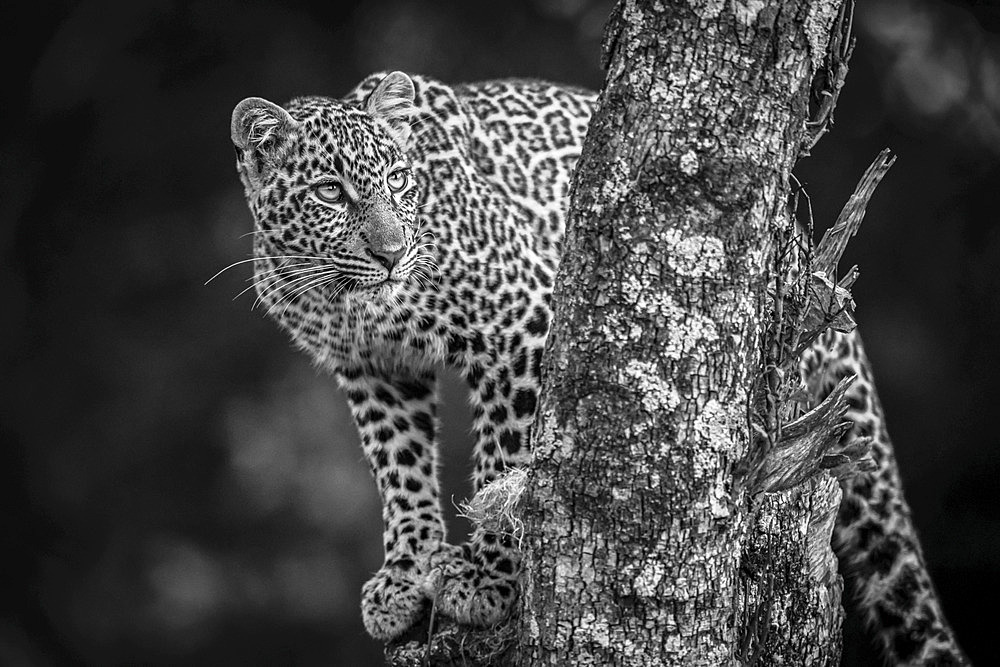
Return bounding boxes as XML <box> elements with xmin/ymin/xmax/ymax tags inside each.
<box><xmin>386</xmin><ymin>169</ymin><xmax>410</xmax><ymax>193</ymax></box>
<box><xmin>314</xmin><ymin>182</ymin><xmax>345</xmax><ymax>204</ymax></box>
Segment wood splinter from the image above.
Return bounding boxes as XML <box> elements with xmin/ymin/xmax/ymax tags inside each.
<box><xmin>751</xmin><ymin>376</ymin><xmax>876</xmax><ymax>494</ymax></box>
<box><xmin>790</xmin><ymin>148</ymin><xmax>896</xmax><ymax>357</ymax></box>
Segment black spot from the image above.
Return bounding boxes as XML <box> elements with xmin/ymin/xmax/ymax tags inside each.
<box><xmin>361</xmin><ymin>408</ymin><xmax>386</xmax><ymax>424</ymax></box>
<box><xmin>495</xmin><ymin>558</ymin><xmax>515</xmax><ymax>575</ymax></box>
<box><xmin>418</xmin><ymin>315</ymin><xmax>437</xmax><ymax>331</ymax></box>
<box><xmin>375</xmin><ymin>427</ymin><xmax>394</xmax><ymax>443</ymax></box>
<box><xmin>847</xmin><ymin>394</ymin><xmax>868</xmax><ymax>412</ymax></box>
<box><xmin>375</xmin><ymin>385</ymin><xmax>399</xmax><ymax>407</ymax></box>
<box><xmin>499</xmin><ymin>430</ymin><xmax>522</xmax><ymax>455</ymax></box>
<box><xmin>393</xmin><ymin>416</ymin><xmax>410</xmax><ymax>432</ymax></box>
<box><xmin>853</xmin><ymin>519</ymin><xmax>882</xmax><ymax>551</ymax></box>
<box><xmin>467</xmin><ymin>364</ymin><xmax>485</xmax><ymax>387</ymax></box>
<box><xmin>412</xmin><ymin>412</ymin><xmax>434</xmax><ymax>439</ymax></box>
<box><xmin>404</xmin><ymin>477</ymin><xmax>423</xmax><ymax>492</ymax></box>
<box><xmin>448</xmin><ymin>334</ymin><xmax>468</xmax><ymax>355</ymax></box>
<box><xmin>873</xmin><ymin>494</ymin><xmax>894</xmax><ymax>520</ymax></box>
<box><xmin>495</xmin><ymin>584</ymin><xmax>512</xmax><ymax>598</ymax></box>
<box><xmin>395</xmin><ymin>496</ymin><xmax>412</xmax><ymax>511</ymax></box>
<box><xmin>396</xmin><ymin>379</ymin><xmax>431</xmax><ymax>401</ymax></box>
<box><xmin>888</xmin><ymin>566</ymin><xmax>921</xmax><ymax>611</ymax></box>
<box><xmin>396</xmin><ymin>448</ymin><xmax>417</xmax><ymax>466</ymax></box>
<box><xmin>489</xmin><ymin>405</ymin><xmax>509</xmax><ymax>424</ymax></box>
<box><xmin>340</xmin><ymin>366</ymin><xmax>363</xmax><ymax>380</ymax></box>
<box><xmin>345</xmin><ymin>389</ymin><xmax>367</xmax><ymax>404</ymax></box>
<box><xmin>867</xmin><ymin>538</ymin><xmax>902</xmax><ymax>576</ymax></box>
<box><xmin>374</xmin><ymin>449</ymin><xmax>389</xmax><ymax>468</ymax></box>
<box><xmin>525</xmin><ymin>306</ymin><xmax>549</xmax><ymax>335</ymax></box>
<box><xmin>851</xmin><ymin>475</ymin><xmax>874</xmax><ymax>499</ymax></box>
<box><xmin>838</xmin><ymin>497</ymin><xmax>863</xmax><ymax>526</ymax></box>
<box><xmin>512</xmin><ymin>388</ymin><xmax>538</xmax><ymax>418</ymax></box>
<box><xmin>533</xmin><ymin>264</ymin><xmax>552</xmax><ymax>288</ymax></box>
<box><xmin>512</xmin><ymin>349</ymin><xmax>528</xmax><ymax>377</ymax></box>
<box><xmin>471</xmin><ymin>332</ymin><xmax>487</xmax><ymax>353</ymax></box>
<box><xmin>874</xmin><ymin>602</ymin><xmax>905</xmax><ymax>629</ymax></box>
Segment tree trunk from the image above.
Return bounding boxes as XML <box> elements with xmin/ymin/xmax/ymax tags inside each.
<box><xmin>519</xmin><ymin>1</ymin><xmax>849</xmax><ymax>664</ymax></box>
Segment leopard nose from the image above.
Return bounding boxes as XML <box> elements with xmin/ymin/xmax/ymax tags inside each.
<box><xmin>370</xmin><ymin>247</ymin><xmax>406</xmax><ymax>271</ymax></box>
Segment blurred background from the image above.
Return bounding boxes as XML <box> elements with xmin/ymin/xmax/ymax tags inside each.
<box><xmin>3</xmin><ymin>0</ymin><xmax>998</xmax><ymax>664</ymax></box>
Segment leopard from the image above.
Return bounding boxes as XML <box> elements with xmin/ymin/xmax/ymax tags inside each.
<box><xmin>229</xmin><ymin>71</ymin><xmax>968</xmax><ymax>664</ymax></box>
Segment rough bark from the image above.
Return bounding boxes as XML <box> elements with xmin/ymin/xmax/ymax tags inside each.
<box><xmin>518</xmin><ymin>1</ymin><xmax>849</xmax><ymax>665</ymax></box>
<box><xmin>383</xmin><ymin>1</ymin><xmax>865</xmax><ymax>665</ymax></box>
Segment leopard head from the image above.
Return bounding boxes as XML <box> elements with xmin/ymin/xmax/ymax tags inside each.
<box><xmin>231</xmin><ymin>72</ymin><xmax>421</xmax><ymax>312</ymax></box>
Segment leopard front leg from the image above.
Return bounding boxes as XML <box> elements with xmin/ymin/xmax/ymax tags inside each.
<box><xmin>432</xmin><ymin>343</ymin><xmax>542</xmax><ymax>628</ymax></box>
<box><xmin>339</xmin><ymin>366</ymin><xmax>446</xmax><ymax>640</ymax></box>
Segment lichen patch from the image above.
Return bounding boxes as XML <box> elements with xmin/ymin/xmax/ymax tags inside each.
<box><xmin>679</xmin><ymin>150</ymin><xmax>700</xmax><ymax>176</ymax></box>
<box><xmin>663</xmin><ymin>229</ymin><xmax>726</xmax><ymax>279</ymax></box>
<box><xmin>623</xmin><ymin>359</ymin><xmax>681</xmax><ymax>415</ymax></box>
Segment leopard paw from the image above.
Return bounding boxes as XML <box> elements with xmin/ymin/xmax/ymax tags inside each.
<box><xmin>426</xmin><ymin>541</ymin><xmax>520</xmax><ymax>627</ymax></box>
<box><xmin>360</xmin><ymin>559</ymin><xmax>429</xmax><ymax>640</ymax></box>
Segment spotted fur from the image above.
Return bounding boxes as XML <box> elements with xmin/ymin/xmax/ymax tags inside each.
<box><xmin>230</xmin><ymin>72</ymin><xmax>967</xmax><ymax>661</ymax></box>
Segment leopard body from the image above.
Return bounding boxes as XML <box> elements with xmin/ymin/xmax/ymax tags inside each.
<box><xmin>230</xmin><ymin>71</ymin><xmax>966</xmax><ymax>664</ymax></box>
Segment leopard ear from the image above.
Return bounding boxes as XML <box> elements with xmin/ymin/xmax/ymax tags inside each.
<box><xmin>364</xmin><ymin>71</ymin><xmax>416</xmax><ymax>148</ymax></box>
<box><xmin>231</xmin><ymin>97</ymin><xmax>297</xmax><ymax>181</ymax></box>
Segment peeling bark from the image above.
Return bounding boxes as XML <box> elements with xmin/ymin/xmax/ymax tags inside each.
<box><xmin>518</xmin><ymin>1</ymin><xmax>849</xmax><ymax>665</ymax></box>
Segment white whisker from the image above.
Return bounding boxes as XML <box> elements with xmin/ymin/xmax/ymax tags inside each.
<box><xmin>255</xmin><ymin>266</ymin><xmax>337</xmax><ymax>311</ymax></box>
<box><xmin>232</xmin><ymin>263</ymin><xmax>324</xmax><ymax>301</ymax></box>
<box><xmin>238</xmin><ymin>229</ymin><xmax>274</xmax><ymax>240</ymax></box>
<box><xmin>205</xmin><ymin>255</ymin><xmax>318</xmax><ymax>285</ymax></box>
<box><xmin>275</xmin><ymin>269</ymin><xmax>342</xmax><ymax>317</ymax></box>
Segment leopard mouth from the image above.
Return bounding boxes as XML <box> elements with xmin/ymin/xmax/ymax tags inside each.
<box><xmin>343</xmin><ymin>275</ymin><xmax>407</xmax><ymax>299</ymax></box>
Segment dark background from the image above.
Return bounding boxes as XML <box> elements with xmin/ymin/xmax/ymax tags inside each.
<box><xmin>3</xmin><ymin>1</ymin><xmax>999</xmax><ymax>664</ymax></box>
